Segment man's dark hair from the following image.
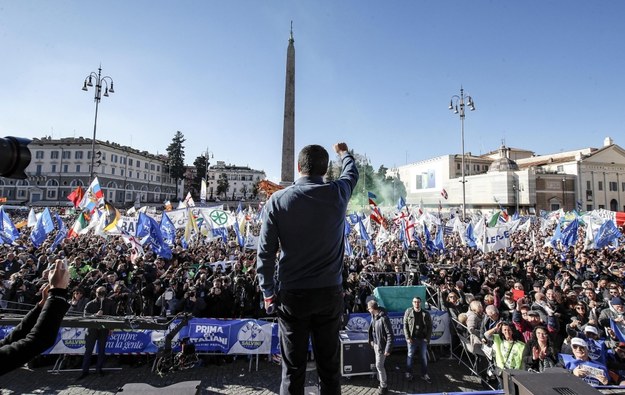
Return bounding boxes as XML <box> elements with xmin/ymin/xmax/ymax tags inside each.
<box><xmin>298</xmin><ymin>145</ymin><xmax>329</xmax><ymax>176</ymax></box>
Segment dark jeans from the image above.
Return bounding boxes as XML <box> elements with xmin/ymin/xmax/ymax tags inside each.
<box><xmin>278</xmin><ymin>285</ymin><xmax>343</xmax><ymax>395</ymax></box>
<box><xmin>82</xmin><ymin>328</ymin><xmax>108</xmax><ymax>374</ymax></box>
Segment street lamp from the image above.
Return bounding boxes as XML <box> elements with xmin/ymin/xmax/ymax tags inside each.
<box><xmin>449</xmin><ymin>86</ymin><xmax>476</xmax><ymax>221</ymax></box>
<box><xmin>512</xmin><ymin>183</ymin><xmax>524</xmax><ymax>215</ymax></box>
<box><xmin>562</xmin><ymin>177</ymin><xmax>567</xmax><ymax>211</ymax></box>
<box><xmin>361</xmin><ymin>154</ymin><xmax>370</xmax><ymax>210</ymax></box>
<box><xmin>82</xmin><ymin>66</ymin><xmax>114</xmax><ymax>181</ymax></box>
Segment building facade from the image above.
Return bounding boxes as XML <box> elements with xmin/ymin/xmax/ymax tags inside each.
<box><xmin>207</xmin><ymin>161</ymin><xmax>266</xmax><ymax>201</ymax></box>
<box><xmin>0</xmin><ymin>137</ymin><xmax>179</xmax><ymax>207</ymax></box>
<box><xmin>395</xmin><ymin>137</ymin><xmax>625</xmax><ymax>215</ymax></box>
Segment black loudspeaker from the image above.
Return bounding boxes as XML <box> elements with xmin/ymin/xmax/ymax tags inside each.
<box><xmin>339</xmin><ymin>331</ymin><xmax>375</xmax><ymax>377</ymax></box>
<box><xmin>502</xmin><ymin>368</ymin><xmax>601</xmax><ymax>395</ymax></box>
<box><xmin>116</xmin><ymin>381</ymin><xmax>201</xmax><ymax>395</ymax></box>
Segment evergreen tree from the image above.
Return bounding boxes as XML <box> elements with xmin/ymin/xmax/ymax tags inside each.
<box><xmin>325</xmin><ymin>160</ymin><xmax>335</xmax><ymax>181</ymax></box>
<box><xmin>192</xmin><ymin>154</ymin><xmax>209</xmax><ymax>198</ymax></box>
<box><xmin>166</xmin><ymin>131</ymin><xmax>186</xmax><ymax>200</ymax></box>
<box><xmin>217</xmin><ymin>173</ymin><xmax>229</xmax><ymax>199</ymax></box>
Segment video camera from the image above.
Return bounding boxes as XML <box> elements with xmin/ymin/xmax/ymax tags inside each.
<box><xmin>405</xmin><ymin>248</ymin><xmax>426</xmax><ymax>285</ymax></box>
<box><xmin>0</xmin><ymin>137</ymin><xmax>32</xmax><ymax>179</ymax></box>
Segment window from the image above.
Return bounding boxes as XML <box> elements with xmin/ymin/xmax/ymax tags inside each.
<box><xmin>35</xmin><ymin>151</ymin><xmax>44</xmax><ymax>159</ymax></box>
<box><xmin>156</xmin><ymin>176</ymin><xmax>160</xmax><ymax>182</ymax></box>
<box><xmin>129</xmin><ymin>158</ymin><xmax>133</xmax><ymax>166</ymax></box>
<box><xmin>598</xmin><ymin>181</ymin><xmax>603</xmax><ymax>191</ymax></box>
<box><xmin>145</xmin><ymin>162</ymin><xmax>148</xmax><ymax>170</ymax></box>
<box><xmin>75</xmin><ymin>151</ymin><xmax>83</xmax><ymax>159</ymax></box>
<box><xmin>456</xmin><ymin>163</ymin><xmax>460</xmax><ymax>170</ymax></box>
<box><xmin>76</xmin><ymin>165</ymin><xmax>80</xmax><ymax>173</ymax></box>
<box><xmin>550</xmin><ymin>203</ymin><xmax>560</xmax><ymax>211</ymax></box>
<box><xmin>63</xmin><ymin>151</ymin><xmax>71</xmax><ymax>159</ymax></box>
<box><xmin>51</xmin><ymin>164</ymin><xmax>56</xmax><ymax>173</ymax></box>
<box><xmin>622</xmin><ymin>182</ymin><xmax>625</xmax><ymax>192</ymax></box>
<box><xmin>144</xmin><ymin>174</ymin><xmax>147</xmax><ymax>180</ymax></box>
<box><xmin>129</xmin><ymin>170</ymin><xmax>133</xmax><ymax>178</ymax></box>
<box><xmin>121</xmin><ymin>169</ymin><xmax>124</xmax><ymax>176</ymax></box>
<box><xmin>17</xmin><ymin>189</ymin><xmax>26</xmax><ymax>198</ymax></box>
<box><xmin>587</xmin><ymin>180</ymin><xmax>591</xmax><ymax>190</ymax></box>
<box><xmin>136</xmin><ymin>160</ymin><xmax>141</xmax><ymax>168</ymax></box>
<box><xmin>586</xmin><ymin>190</ymin><xmax>593</xmax><ymax>201</ymax></box>
<box><xmin>63</xmin><ymin>164</ymin><xmax>68</xmax><ymax>172</ymax></box>
<box><xmin>35</xmin><ymin>165</ymin><xmax>42</xmax><ymax>175</ymax></box>
<box><xmin>47</xmin><ymin>190</ymin><xmax>56</xmax><ymax>199</ymax></box>
<box><xmin>599</xmin><ymin>205</ymin><xmax>605</xmax><ymax>209</ymax></box>
<box><xmin>157</xmin><ymin>165</ymin><xmax>160</xmax><ymax>172</ymax></box>
<box><xmin>51</xmin><ymin>151</ymin><xmax>59</xmax><ymax>159</ymax></box>
<box><xmin>609</xmin><ymin>181</ymin><xmax>618</xmax><ymax>191</ymax></box>
<box><xmin>557</xmin><ymin>165</ymin><xmax>564</xmax><ymax>172</ymax></box>
<box><xmin>587</xmin><ymin>205</ymin><xmax>593</xmax><ymax>211</ymax></box>
<box><xmin>101</xmin><ymin>153</ymin><xmax>106</xmax><ymax>161</ymax></box>
<box><xmin>151</xmin><ymin>164</ymin><xmax>155</xmax><ymax>171</ymax></box>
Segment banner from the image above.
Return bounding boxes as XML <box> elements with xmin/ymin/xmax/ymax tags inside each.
<box><xmin>0</xmin><ymin>318</ymin><xmax>275</xmax><ymax>355</ymax></box>
<box><xmin>481</xmin><ymin>226</ymin><xmax>510</xmax><ymax>252</ymax></box>
<box><xmin>344</xmin><ymin>310</ymin><xmax>451</xmax><ymax>347</ymax></box>
<box><xmin>165</xmin><ymin>206</ymin><xmax>235</xmax><ymax>229</ymax></box>
<box><xmin>0</xmin><ymin>312</ymin><xmax>451</xmax><ymax>356</ymax></box>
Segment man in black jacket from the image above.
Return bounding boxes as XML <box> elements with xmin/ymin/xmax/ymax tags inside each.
<box><xmin>0</xmin><ymin>259</ymin><xmax>70</xmax><ymax>376</ymax></box>
<box><xmin>368</xmin><ymin>300</ymin><xmax>393</xmax><ymax>394</ymax></box>
<box><xmin>403</xmin><ymin>296</ymin><xmax>433</xmax><ymax>383</ymax></box>
<box><xmin>78</xmin><ymin>285</ymin><xmax>116</xmax><ymax>379</ymax></box>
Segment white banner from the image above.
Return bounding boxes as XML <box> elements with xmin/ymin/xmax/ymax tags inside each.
<box><xmin>164</xmin><ymin>206</ymin><xmax>234</xmax><ymax>230</ymax></box>
<box><xmin>482</xmin><ymin>226</ymin><xmax>510</xmax><ymax>253</ymax></box>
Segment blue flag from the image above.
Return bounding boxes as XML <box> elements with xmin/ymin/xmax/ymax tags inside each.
<box><xmin>212</xmin><ymin>227</ymin><xmax>228</xmax><ymax>243</ymax></box>
<box><xmin>368</xmin><ymin>191</ymin><xmax>377</xmax><ymax>200</ymax></box>
<box><xmin>0</xmin><ymin>207</ymin><xmax>19</xmax><ymax>244</ymax></box>
<box><xmin>357</xmin><ymin>217</ymin><xmax>370</xmax><ymax>242</ymax></box>
<box><xmin>466</xmin><ymin>222</ymin><xmax>477</xmax><ymax>248</ymax></box>
<box><xmin>550</xmin><ymin>221</ymin><xmax>562</xmax><ymax>249</ymax></box>
<box><xmin>49</xmin><ymin>213</ymin><xmax>67</xmax><ymax>251</ymax></box>
<box><xmin>560</xmin><ymin>218</ymin><xmax>579</xmax><ymax>247</ymax></box>
<box><xmin>434</xmin><ymin>225</ymin><xmax>445</xmax><ymax>251</ymax></box>
<box><xmin>233</xmin><ymin>217</ymin><xmax>244</xmax><ymax>247</ymax></box>
<box><xmin>30</xmin><ymin>208</ymin><xmax>55</xmax><ymax>248</ymax></box>
<box><xmin>595</xmin><ymin>220</ymin><xmax>622</xmax><ymax>249</ymax></box>
<box><xmin>397</xmin><ymin>196</ymin><xmax>406</xmax><ymax>211</ymax></box>
<box><xmin>136</xmin><ymin>212</ymin><xmax>172</xmax><ymax>259</ymax></box>
<box><xmin>344</xmin><ymin>221</ymin><xmax>353</xmax><ymax>257</ymax></box>
<box><xmin>160</xmin><ymin>213</ymin><xmax>176</xmax><ymax>246</ymax></box>
<box><xmin>424</xmin><ymin>225</ymin><xmax>436</xmax><ymax>253</ymax></box>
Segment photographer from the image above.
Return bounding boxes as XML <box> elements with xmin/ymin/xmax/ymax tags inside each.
<box><xmin>0</xmin><ymin>259</ymin><xmax>70</xmax><ymax>376</ymax></box>
<box><xmin>178</xmin><ymin>288</ymin><xmax>206</xmax><ymax>317</ymax></box>
<box><xmin>5</xmin><ymin>274</ymin><xmax>36</xmax><ymax>313</ymax></box>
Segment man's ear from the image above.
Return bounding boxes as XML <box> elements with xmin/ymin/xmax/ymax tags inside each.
<box><xmin>297</xmin><ymin>163</ymin><xmax>301</xmax><ymax>173</ymax></box>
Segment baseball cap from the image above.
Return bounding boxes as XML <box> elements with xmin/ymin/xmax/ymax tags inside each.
<box><xmin>612</xmin><ymin>297</ymin><xmax>624</xmax><ymax>306</ymax></box>
<box><xmin>527</xmin><ymin>310</ymin><xmax>540</xmax><ymax>317</ymax></box>
<box><xmin>571</xmin><ymin>337</ymin><xmax>588</xmax><ymax>348</ymax></box>
<box><xmin>583</xmin><ymin>325</ymin><xmax>598</xmax><ymax>335</ymax></box>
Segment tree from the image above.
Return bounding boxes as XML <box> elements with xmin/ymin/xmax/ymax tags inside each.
<box><xmin>217</xmin><ymin>173</ymin><xmax>229</xmax><ymax>199</ymax></box>
<box><xmin>192</xmin><ymin>154</ymin><xmax>209</xmax><ymax>198</ymax></box>
<box><xmin>166</xmin><ymin>131</ymin><xmax>186</xmax><ymax>200</ymax></box>
<box><xmin>325</xmin><ymin>160</ymin><xmax>335</xmax><ymax>182</ymax></box>
<box><xmin>251</xmin><ymin>180</ymin><xmax>260</xmax><ymax>199</ymax></box>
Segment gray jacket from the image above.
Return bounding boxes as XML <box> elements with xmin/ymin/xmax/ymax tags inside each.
<box><xmin>369</xmin><ymin>309</ymin><xmax>394</xmax><ymax>354</ymax></box>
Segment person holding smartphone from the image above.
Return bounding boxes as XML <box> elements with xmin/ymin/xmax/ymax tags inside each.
<box><xmin>0</xmin><ymin>259</ymin><xmax>70</xmax><ymax>376</ymax></box>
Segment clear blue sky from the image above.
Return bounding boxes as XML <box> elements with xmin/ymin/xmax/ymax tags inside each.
<box><xmin>1</xmin><ymin>1</ymin><xmax>624</xmax><ymax>182</ymax></box>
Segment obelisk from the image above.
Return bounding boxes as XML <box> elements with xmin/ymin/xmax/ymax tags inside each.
<box><xmin>280</xmin><ymin>23</ymin><xmax>295</xmax><ymax>186</ymax></box>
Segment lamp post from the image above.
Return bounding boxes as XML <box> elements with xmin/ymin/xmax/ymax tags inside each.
<box><xmin>513</xmin><ymin>182</ymin><xmax>523</xmax><ymax>215</ymax></box>
<box><xmin>361</xmin><ymin>154</ymin><xmax>370</xmax><ymax>210</ymax></box>
<box><xmin>449</xmin><ymin>87</ymin><xmax>476</xmax><ymax>221</ymax></box>
<box><xmin>82</xmin><ymin>66</ymin><xmax>114</xmax><ymax>181</ymax></box>
<box><xmin>562</xmin><ymin>177</ymin><xmax>566</xmax><ymax>211</ymax></box>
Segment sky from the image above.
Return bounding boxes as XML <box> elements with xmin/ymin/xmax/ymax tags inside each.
<box><xmin>1</xmin><ymin>1</ymin><xmax>624</xmax><ymax>182</ymax></box>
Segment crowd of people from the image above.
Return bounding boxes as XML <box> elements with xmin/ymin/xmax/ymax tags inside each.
<box><xmin>1</xmin><ymin>204</ymin><xmax>625</xmax><ymax>388</ymax></box>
